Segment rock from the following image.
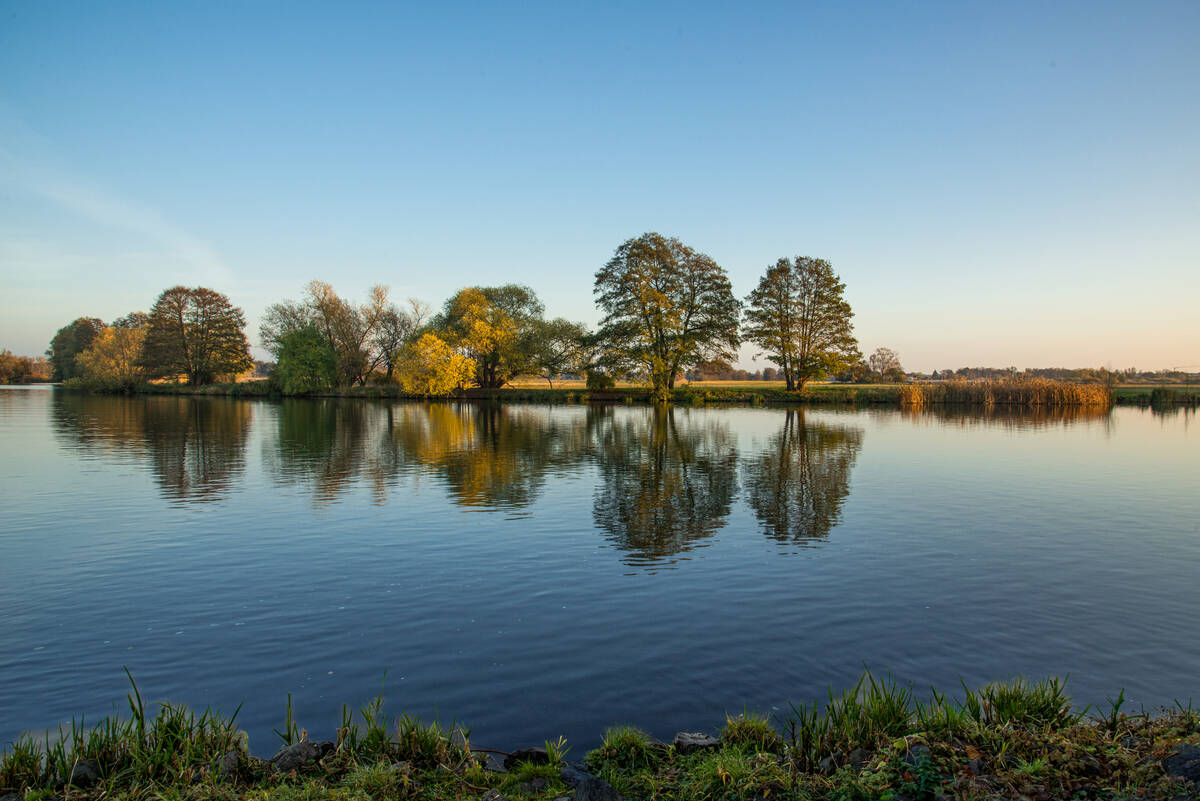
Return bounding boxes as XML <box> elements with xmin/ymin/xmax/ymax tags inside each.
<box><xmin>268</xmin><ymin>740</ymin><xmax>335</xmax><ymax>773</ymax></box>
<box><xmin>480</xmin><ymin>752</ymin><xmax>506</xmax><ymax>772</ymax></box>
<box><xmin>672</xmin><ymin>731</ymin><xmax>720</xmax><ymax>754</ymax></box>
<box><xmin>2</xmin><ymin>793</ymin><xmax>24</xmax><ymax>801</ymax></box>
<box><xmin>561</xmin><ymin>762</ymin><xmax>622</xmax><ymax>801</ymax></box>
<box><xmin>847</xmin><ymin>747</ymin><xmax>872</xmax><ymax>769</ymax></box>
<box><xmin>818</xmin><ymin>755</ymin><xmax>839</xmax><ymax>775</ymax></box>
<box><xmin>903</xmin><ymin>744</ymin><xmax>932</xmax><ymax>766</ymax></box>
<box><xmin>480</xmin><ymin>790</ymin><xmax>508</xmax><ymax>801</ymax></box>
<box><xmin>67</xmin><ymin>758</ymin><xmax>101</xmax><ymax>787</ymax></box>
<box><xmin>1163</xmin><ymin>743</ymin><xmax>1200</xmax><ymax>783</ymax></box>
<box><xmin>390</xmin><ymin>760</ymin><xmax>412</xmax><ymax>774</ymax></box>
<box><xmin>964</xmin><ymin>758</ymin><xmax>986</xmax><ymax>775</ymax></box>
<box><xmin>518</xmin><ymin>777</ymin><xmax>550</xmax><ymax>793</ymax></box>
<box><xmin>503</xmin><ymin>746</ymin><xmax>550</xmax><ymax>769</ymax></box>
<box><xmin>216</xmin><ymin>750</ymin><xmax>239</xmax><ymax>780</ymax></box>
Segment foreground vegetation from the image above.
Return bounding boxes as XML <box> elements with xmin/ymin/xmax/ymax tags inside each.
<box><xmin>4</xmin><ymin>673</ymin><xmax>1200</xmax><ymax>800</ymax></box>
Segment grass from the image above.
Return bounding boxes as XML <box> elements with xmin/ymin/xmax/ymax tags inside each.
<box><xmin>900</xmin><ymin>378</ymin><xmax>1112</xmax><ymax>407</ymax></box>
<box><xmin>4</xmin><ymin>671</ymin><xmax>1200</xmax><ymax>800</ymax></box>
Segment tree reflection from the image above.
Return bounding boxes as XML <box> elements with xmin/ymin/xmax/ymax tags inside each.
<box><xmin>52</xmin><ymin>393</ymin><xmax>251</xmax><ymax>502</ymax></box>
<box><xmin>741</xmin><ymin>409</ymin><xmax>863</xmax><ymax>548</ymax></box>
<box><xmin>388</xmin><ymin>402</ymin><xmax>590</xmax><ymax>509</ymax></box>
<box><xmin>591</xmin><ymin>406</ymin><xmax>738</xmax><ymax>568</ymax></box>
<box><xmin>266</xmin><ymin>399</ymin><xmax>404</xmax><ymax>505</ymax></box>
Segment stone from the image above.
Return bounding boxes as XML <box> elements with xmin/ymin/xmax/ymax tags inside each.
<box><xmin>561</xmin><ymin>762</ymin><xmax>622</xmax><ymax>801</ymax></box>
<box><xmin>480</xmin><ymin>790</ymin><xmax>508</xmax><ymax>801</ymax></box>
<box><xmin>481</xmin><ymin>752</ymin><xmax>507</xmax><ymax>772</ymax></box>
<box><xmin>67</xmin><ymin>758</ymin><xmax>101</xmax><ymax>787</ymax></box>
<box><xmin>216</xmin><ymin>750</ymin><xmax>239</xmax><ymax>780</ymax></box>
<box><xmin>964</xmin><ymin>758</ymin><xmax>985</xmax><ymax>775</ymax></box>
<box><xmin>818</xmin><ymin>755</ymin><xmax>839</xmax><ymax>775</ymax></box>
<box><xmin>518</xmin><ymin>776</ymin><xmax>550</xmax><ymax>793</ymax></box>
<box><xmin>503</xmin><ymin>747</ymin><xmax>549</xmax><ymax>769</ymax></box>
<box><xmin>847</xmin><ymin>747</ymin><xmax>872</xmax><ymax>769</ymax></box>
<box><xmin>1163</xmin><ymin>743</ymin><xmax>1200</xmax><ymax>783</ymax></box>
<box><xmin>902</xmin><ymin>744</ymin><xmax>932</xmax><ymax>766</ymax></box>
<box><xmin>672</xmin><ymin>731</ymin><xmax>720</xmax><ymax>754</ymax></box>
<box><xmin>268</xmin><ymin>740</ymin><xmax>334</xmax><ymax>773</ymax></box>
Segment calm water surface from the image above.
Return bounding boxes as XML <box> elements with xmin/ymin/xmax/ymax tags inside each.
<box><xmin>1</xmin><ymin>387</ymin><xmax>1197</xmax><ymax>751</ymax></box>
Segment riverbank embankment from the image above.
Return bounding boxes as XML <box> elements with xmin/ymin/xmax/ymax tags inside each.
<box><xmin>4</xmin><ymin>674</ymin><xmax>1200</xmax><ymax>800</ymax></box>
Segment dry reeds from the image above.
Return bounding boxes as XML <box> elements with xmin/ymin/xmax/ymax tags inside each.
<box><xmin>901</xmin><ymin>378</ymin><xmax>1111</xmax><ymax>408</ymax></box>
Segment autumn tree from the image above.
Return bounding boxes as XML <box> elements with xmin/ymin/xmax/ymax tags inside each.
<box><xmin>0</xmin><ymin>350</ymin><xmax>46</xmax><ymax>384</ymax></box>
<box><xmin>433</xmin><ymin>284</ymin><xmax>545</xmax><ymax>389</ymax></box>
<box><xmin>594</xmin><ymin>232</ymin><xmax>742</xmax><ymax>401</ymax></box>
<box><xmin>397</xmin><ymin>333</ymin><xmax>475</xmax><ymax>396</ymax></box>
<box><xmin>75</xmin><ymin>326</ymin><xmax>148</xmax><ymax>391</ymax></box>
<box><xmin>867</xmin><ymin>347</ymin><xmax>904</xmax><ymax>382</ymax></box>
<box><xmin>141</xmin><ymin>286</ymin><xmax>252</xmax><ymax>385</ymax></box>
<box><xmin>47</xmin><ymin>317</ymin><xmax>105</xmax><ymax>381</ymax></box>
<box><xmin>742</xmin><ymin>257</ymin><xmax>860</xmax><ymax>391</ymax></box>
<box><xmin>374</xmin><ymin>298</ymin><xmax>430</xmax><ymax>380</ymax></box>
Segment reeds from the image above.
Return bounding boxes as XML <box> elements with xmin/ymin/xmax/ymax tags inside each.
<box><xmin>778</xmin><ymin>672</ymin><xmax>1079</xmax><ymax>772</ymax></box>
<box><xmin>901</xmin><ymin>378</ymin><xmax>1111</xmax><ymax>408</ymax></box>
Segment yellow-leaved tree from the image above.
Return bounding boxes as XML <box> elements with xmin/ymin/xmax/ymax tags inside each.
<box><xmin>76</xmin><ymin>326</ymin><xmax>147</xmax><ymax>391</ymax></box>
<box><xmin>398</xmin><ymin>333</ymin><xmax>474</xmax><ymax>396</ymax></box>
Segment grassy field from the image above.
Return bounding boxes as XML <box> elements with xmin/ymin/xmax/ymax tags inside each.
<box><xmin>3</xmin><ymin>673</ymin><xmax>1199</xmax><ymax>800</ymax></box>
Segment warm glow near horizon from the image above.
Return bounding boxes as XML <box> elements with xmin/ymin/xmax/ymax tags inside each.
<box><xmin>1</xmin><ymin>2</ymin><xmax>1197</xmax><ymax>373</ymax></box>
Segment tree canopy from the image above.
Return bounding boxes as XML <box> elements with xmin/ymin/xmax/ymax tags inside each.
<box><xmin>594</xmin><ymin>232</ymin><xmax>742</xmax><ymax>401</ymax></box>
<box><xmin>433</xmin><ymin>284</ymin><xmax>546</xmax><ymax>389</ymax></box>
<box><xmin>141</xmin><ymin>286</ymin><xmax>252</xmax><ymax>385</ymax></box>
<box><xmin>47</xmin><ymin>317</ymin><xmax>105</xmax><ymax>381</ymax></box>
<box><xmin>742</xmin><ymin>256</ymin><xmax>860</xmax><ymax>391</ymax></box>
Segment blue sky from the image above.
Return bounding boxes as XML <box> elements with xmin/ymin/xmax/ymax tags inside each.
<box><xmin>2</xmin><ymin>1</ymin><xmax>1197</xmax><ymax>371</ymax></box>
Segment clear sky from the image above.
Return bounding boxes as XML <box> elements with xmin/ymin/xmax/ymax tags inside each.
<box><xmin>1</xmin><ymin>1</ymin><xmax>1197</xmax><ymax>372</ymax></box>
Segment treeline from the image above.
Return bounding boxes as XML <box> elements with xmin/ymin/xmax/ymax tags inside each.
<box><xmin>0</xmin><ymin>350</ymin><xmax>51</xmax><ymax>384</ymax></box>
<box><xmin>918</xmin><ymin>366</ymin><xmax>1197</xmax><ymax>384</ymax></box>
<box><xmin>46</xmin><ymin>232</ymin><xmax>881</xmax><ymax>398</ymax></box>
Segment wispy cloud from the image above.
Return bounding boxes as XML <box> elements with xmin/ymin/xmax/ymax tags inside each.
<box><xmin>0</xmin><ymin>103</ymin><xmax>231</xmax><ymax>285</ymax></box>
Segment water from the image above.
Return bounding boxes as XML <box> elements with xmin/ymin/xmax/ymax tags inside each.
<box><xmin>0</xmin><ymin>386</ymin><xmax>1197</xmax><ymax>752</ymax></box>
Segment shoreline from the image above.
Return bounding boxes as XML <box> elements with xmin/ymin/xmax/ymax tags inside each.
<box><xmin>4</xmin><ymin>674</ymin><xmax>1199</xmax><ymax>800</ymax></box>
<box><xmin>46</xmin><ymin>381</ymin><xmax>1200</xmax><ymax>409</ymax></box>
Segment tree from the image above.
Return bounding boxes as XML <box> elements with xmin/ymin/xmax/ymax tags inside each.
<box><xmin>271</xmin><ymin>324</ymin><xmax>338</xmax><ymax>394</ymax></box>
<box><xmin>75</xmin><ymin>326</ymin><xmax>148</xmax><ymax>391</ymax></box>
<box><xmin>261</xmin><ymin>282</ymin><xmax>422</xmax><ymax>387</ymax></box>
<box><xmin>0</xmin><ymin>350</ymin><xmax>41</xmax><ymax>384</ymax></box>
<box><xmin>531</xmin><ymin>317</ymin><xmax>589</xmax><ymax>388</ymax></box>
<box><xmin>141</xmin><ymin>286</ymin><xmax>252</xmax><ymax>385</ymax></box>
<box><xmin>47</xmin><ymin>317</ymin><xmax>105</xmax><ymax>381</ymax></box>
<box><xmin>743</xmin><ymin>257</ymin><xmax>860</xmax><ymax>391</ymax></box>
<box><xmin>867</xmin><ymin>347</ymin><xmax>904</xmax><ymax>382</ymax></box>
<box><xmin>594</xmin><ymin>232</ymin><xmax>742</xmax><ymax>401</ymax></box>
<box><xmin>397</xmin><ymin>333</ymin><xmax>475</xmax><ymax>396</ymax></box>
<box><xmin>433</xmin><ymin>285</ymin><xmax>546</xmax><ymax>388</ymax></box>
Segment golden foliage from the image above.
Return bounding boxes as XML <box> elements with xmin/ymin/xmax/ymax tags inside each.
<box><xmin>397</xmin><ymin>333</ymin><xmax>474</xmax><ymax>396</ymax></box>
<box><xmin>77</xmin><ymin>326</ymin><xmax>147</xmax><ymax>390</ymax></box>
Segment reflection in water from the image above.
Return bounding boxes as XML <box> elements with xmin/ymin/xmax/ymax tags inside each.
<box><xmin>52</xmin><ymin>393</ymin><xmax>251</xmax><ymax>502</ymax></box>
<box><xmin>591</xmin><ymin>407</ymin><xmax>738</xmax><ymax>568</ymax></box>
<box><xmin>265</xmin><ymin>399</ymin><xmax>402</xmax><ymax>505</ymax></box>
<box><xmin>389</xmin><ymin>403</ymin><xmax>590</xmax><ymax>509</ymax></box>
<box><xmin>901</xmin><ymin>405</ymin><xmax>1114</xmax><ymax>431</ymax></box>
<box><xmin>742</xmin><ymin>409</ymin><xmax>863</xmax><ymax>549</ymax></box>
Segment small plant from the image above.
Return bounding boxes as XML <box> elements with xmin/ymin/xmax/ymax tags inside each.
<box><xmin>543</xmin><ymin>735</ymin><xmax>570</xmax><ymax>766</ymax></box>
<box><xmin>682</xmin><ymin>748</ymin><xmax>788</xmax><ymax>801</ymax></box>
<box><xmin>721</xmin><ymin>711</ymin><xmax>783</xmax><ymax>753</ymax></box>
<box><xmin>585</xmin><ymin>726</ymin><xmax>660</xmax><ymax>775</ymax></box>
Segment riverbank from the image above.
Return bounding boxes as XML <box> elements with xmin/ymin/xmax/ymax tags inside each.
<box><xmin>4</xmin><ymin>674</ymin><xmax>1199</xmax><ymax>800</ymax></box>
<box><xmin>79</xmin><ymin>380</ymin><xmax>1197</xmax><ymax>408</ymax></box>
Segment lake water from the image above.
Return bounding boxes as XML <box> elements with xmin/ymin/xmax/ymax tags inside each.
<box><xmin>1</xmin><ymin>386</ymin><xmax>1197</xmax><ymax>753</ymax></box>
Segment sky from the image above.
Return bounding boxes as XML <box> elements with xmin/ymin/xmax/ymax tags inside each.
<box><xmin>1</xmin><ymin>1</ymin><xmax>1197</xmax><ymax>372</ymax></box>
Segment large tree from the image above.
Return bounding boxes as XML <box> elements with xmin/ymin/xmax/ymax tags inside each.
<box><xmin>141</xmin><ymin>286</ymin><xmax>252</xmax><ymax>385</ymax></box>
<box><xmin>433</xmin><ymin>284</ymin><xmax>546</xmax><ymax>389</ymax></box>
<box><xmin>47</xmin><ymin>317</ymin><xmax>105</xmax><ymax>381</ymax></box>
<box><xmin>594</xmin><ymin>232</ymin><xmax>742</xmax><ymax>401</ymax></box>
<box><xmin>742</xmin><ymin>256</ymin><xmax>860</xmax><ymax>391</ymax></box>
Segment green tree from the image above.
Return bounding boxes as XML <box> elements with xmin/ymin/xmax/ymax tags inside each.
<box><xmin>532</xmin><ymin>317</ymin><xmax>589</xmax><ymax>388</ymax></box>
<box><xmin>271</xmin><ymin>324</ymin><xmax>338</xmax><ymax>394</ymax></box>
<box><xmin>594</xmin><ymin>232</ymin><xmax>742</xmax><ymax>401</ymax></box>
<box><xmin>141</xmin><ymin>286</ymin><xmax>252</xmax><ymax>385</ymax></box>
<box><xmin>47</xmin><ymin>317</ymin><xmax>105</xmax><ymax>381</ymax></box>
<box><xmin>742</xmin><ymin>257</ymin><xmax>860</xmax><ymax>391</ymax></box>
